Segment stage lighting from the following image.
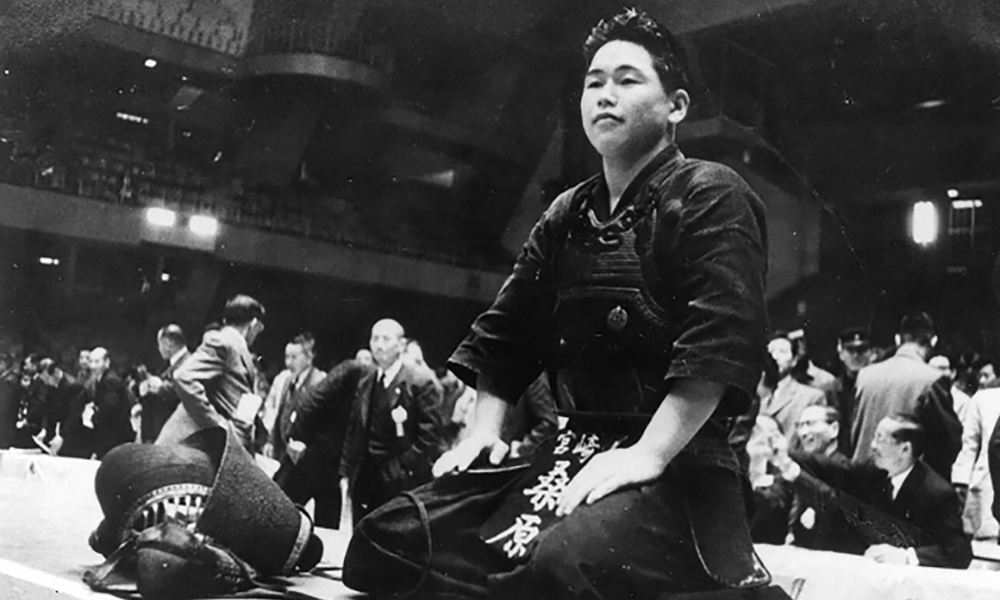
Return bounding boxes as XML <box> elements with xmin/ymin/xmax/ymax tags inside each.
<box><xmin>38</xmin><ymin>256</ymin><xmax>60</xmax><ymax>266</ymax></box>
<box><xmin>189</xmin><ymin>215</ymin><xmax>219</xmax><ymax>237</ymax></box>
<box><xmin>146</xmin><ymin>207</ymin><xmax>177</xmax><ymax>227</ymax></box>
<box><xmin>144</xmin><ymin>58</ymin><xmax>158</xmax><ymax>68</ymax></box>
<box><xmin>911</xmin><ymin>201</ymin><xmax>938</xmax><ymax>246</ymax></box>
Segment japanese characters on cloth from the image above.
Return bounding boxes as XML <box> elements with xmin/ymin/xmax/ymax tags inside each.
<box><xmin>480</xmin><ymin>428</ymin><xmax>628</xmax><ymax>565</ymax></box>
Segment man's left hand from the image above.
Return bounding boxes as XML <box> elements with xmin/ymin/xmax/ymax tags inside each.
<box><xmin>555</xmin><ymin>444</ymin><xmax>667</xmax><ymax>517</ymax></box>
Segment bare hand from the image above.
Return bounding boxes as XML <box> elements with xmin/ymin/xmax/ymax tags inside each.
<box><xmin>432</xmin><ymin>431</ymin><xmax>509</xmax><ymax>478</ymax></box>
<box><xmin>555</xmin><ymin>444</ymin><xmax>667</xmax><ymax>517</ymax></box>
<box><xmin>287</xmin><ymin>439</ymin><xmax>306</xmax><ymax>464</ymax></box>
<box><xmin>768</xmin><ymin>432</ymin><xmax>791</xmax><ymax>468</ymax></box>
<box><xmin>864</xmin><ymin>544</ymin><xmax>911</xmax><ymax>565</ymax></box>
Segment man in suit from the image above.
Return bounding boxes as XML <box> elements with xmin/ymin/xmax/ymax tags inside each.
<box><xmin>137</xmin><ymin>324</ymin><xmax>190</xmax><ymax>443</ymax></box>
<box><xmin>87</xmin><ymin>348</ymin><xmax>136</xmax><ymax>459</ymax></box>
<box><xmin>157</xmin><ymin>295</ymin><xmax>265</xmax><ymax>452</ymax></box>
<box><xmin>285</xmin><ymin>357</ymin><xmax>373</xmax><ymax>528</ymax></box>
<box><xmin>851</xmin><ymin>312</ymin><xmax>961</xmax><ymax>480</ymax></box>
<box><xmin>339</xmin><ymin>318</ymin><xmax>443</xmax><ymax>524</ymax></box>
<box><xmin>763</xmin><ymin>333</ymin><xmax>827</xmax><ymax>441</ymax></box>
<box><xmin>788</xmin><ymin>405</ymin><xmax>851</xmax><ymax>548</ymax></box>
<box><xmin>832</xmin><ymin>327</ymin><xmax>875</xmax><ymax>452</ymax></box>
<box><xmin>269</xmin><ymin>332</ymin><xmax>326</xmax><ymax>464</ymax></box>
<box><xmin>773</xmin><ymin>413</ymin><xmax>971</xmax><ymax>568</ymax></box>
<box><xmin>37</xmin><ymin>358</ymin><xmax>84</xmax><ymax>455</ymax></box>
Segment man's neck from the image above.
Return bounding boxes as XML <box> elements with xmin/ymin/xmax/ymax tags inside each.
<box><xmin>885</xmin><ymin>460</ymin><xmax>914</xmax><ymax>479</ymax></box>
<box><xmin>896</xmin><ymin>342</ymin><xmax>928</xmax><ymax>362</ymax></box>
<box><xmin>602</xmin><ymin>137</ymin><xmax>671</xmax><ymax>213</ymax></box>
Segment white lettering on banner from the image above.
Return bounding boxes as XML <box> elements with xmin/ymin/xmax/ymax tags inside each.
<box><xmin>523</xmin><ymin>460</ymin><xmax>572</xmax><ymax>512</ymax></box>
<box><xmin>553</xmin><ymin>431</ymin><xmax>575</xmax><ymax>455</ymax></box>
<box><xmin>571</xmin><ymin>433</ymin><xmax>601</xmax><ymax>462</ymax></box>
<box><xmin>484</xmin><ymin>513</ymin><xmax>543</xmax><ymax>559</ymax></box>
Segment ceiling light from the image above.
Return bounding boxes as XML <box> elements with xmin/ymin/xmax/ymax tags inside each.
<box><xmin>38</xmin><ymin>256</ymin><xmax>60</xmax><ymax>266</ymax></box>
<box><xmin>145</xmin><ymin>207</ymin><xmax>177</xmax><ymax>227</ymax></box>
<box><xmin>189</xmin><ymin>215</ymin><xmax>219</xmax><ymax>237</ymax></box>
<box><xmin>911</xmin><ymin>201</ymin><xmax>938</xmax><ymax>246</ymax></box>
<box><xmin>116</xmin><ymin>111</ymin><xmax>149</xmax><ymax>125</ymax></box>
<box><xmin>161</xmin><ymin>272</ymin><xmax>171</xmax><ymax>282</ymax></box>
<box><xmin>3</xmin><ymin>69</ymin><xmax>9</xmax><ymax>76</ymax></box>
<box><xmin>915</xmin><ymin>99</ymin><xmax>946</xmax><ymax>109</ymax></box>
<box><xmin>144</xmin><ymin>58</ymin><xmax>158</xmax><ymax>68</ymax></box>
<box><xmin>951</xmin><ymin>199</ymin><xmax>982</xmax><ymax>210</ymax></box>
<box><xmin>947</xmin><ymin>188</ymin><xmax>959</xmax><ymax>199</ymax></box>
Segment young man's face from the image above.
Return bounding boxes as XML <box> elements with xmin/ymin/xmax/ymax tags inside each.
<box><xmin>284</xmin><ymin>342</ymin><xmax>311</xmax><ymax>376</ymax></box>
<box><xmin>581</xmin><ymin>40</ymin><xmax>680</xmax><ymax>162</ymax></box>
<box><xmin>767</xmin><ymin>338</ymin><xmax>795</xmax><ymax>376</ymax></box>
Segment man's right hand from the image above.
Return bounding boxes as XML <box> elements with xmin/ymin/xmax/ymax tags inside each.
<box><xmin>432</xmin><ymin>432</ymin><xmax>509</xmax><ymax>478</ymax></box>
<box><xmin>286</xmin><ymin>439</ymin><xmax>306</xmax><ymax>464</ymax></box>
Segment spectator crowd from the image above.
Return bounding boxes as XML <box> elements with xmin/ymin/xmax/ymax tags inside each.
<box><xmin>1</xmin><ymin>299</ymin><xmax>997</xmax><ymax>570</ymax></box>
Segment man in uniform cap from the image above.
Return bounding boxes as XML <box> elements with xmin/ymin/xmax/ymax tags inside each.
<box><xmin>834</xmin><ymin>326</ymin><xmax>874</xmax><ymax>452</ymax></box>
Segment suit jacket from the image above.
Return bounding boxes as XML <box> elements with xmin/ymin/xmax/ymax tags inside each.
<box><xmin>288</xmin><ymin>360</ymin><xmax>372</xmax><ymax>474</ymax></box>
<box><xmin>761</xmin><ymin>377</ymin><xmax>826</xmax><ymax>440</ymax></box>
<box><xmin>339</xmin><ymin>361</ymin><xmax>442</xmax><ymax>490</ymax></box>
<box><xmin>792</xmin><ymin>453</ymin><xmax>972</xmax><ymax>568</ymax></box>
<box><xmin>91</xmin><ymin>370</ymin><xmax>136</xmax><ymax>459</ymax></box>
<box><xmin>174</xmin><ymin>326</ymin><xmax>257</xmax><ymax>429</ymax></box>
<box><xmin>270</xmin><ymin>365</ymin><xmax>327</xmax><ymax>463</ymax></box>
<box><xmin>165</xmin><ymin>326</ymin><xmax>257</xmax><ymax>444</ymax></box>
<box><xmin>139</xmin><ymin>349</ymin><xmax>190</xmax><ymax>443</ymax></box>
<box><xmin>0</xmin><ymin>368</ymin><xmax>21</xmax><ymax>448</ymax></box>
<box><xmin>788</xmin><ymin>449</ymin><xmax>852</xmax><ymax>550</ymax></box>
<box><xmin>851</xmin><ymin>346</ymin><xmax>961</xmax><ymax>479</ymax></box>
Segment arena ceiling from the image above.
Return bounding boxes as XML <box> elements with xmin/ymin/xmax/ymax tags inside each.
<box><xmin>2</xmin><ymin>0</ymin><xmax>999</xmax><ymax>218</ymax></box>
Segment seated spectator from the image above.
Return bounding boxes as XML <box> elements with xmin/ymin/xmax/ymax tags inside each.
<box><xmin>789</xmin><ymin>406</ymin><xmax>850</xmax><ymax>548</ymax></box>
<box><xmin>771</xmin><ymin>413</ymin><xmax>972</xmax><ymax>569</ymax></box>
<box><xmin>748</xmin><ymin>415</ymin><xmax>793</xmax><ymax>545</ymax></box>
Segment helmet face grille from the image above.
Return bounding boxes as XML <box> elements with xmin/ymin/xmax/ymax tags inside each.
<box><xmin>121</xmin><ymin>484</ymin><xmax>212</xmax><ymax>539</ymax></box>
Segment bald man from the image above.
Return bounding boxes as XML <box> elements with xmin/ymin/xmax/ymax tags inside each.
<box><xmin>87</xmin><ymin>347</ymin><xmax>136</xmax><ymax>458</ymax></box>
<box><xmin>339</xmin><ymin>319</ymin><xmax>443</xmax><ymax>523</ymax></box>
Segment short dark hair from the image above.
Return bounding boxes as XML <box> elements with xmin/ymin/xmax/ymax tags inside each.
<box><xmin>221</xmin><ymin>295</ymin><xmax>265</xmax><ymax>326</ymax></box>
<box><xmin>291</xmin><ymin>332</ymin><xmax>316</xmax><ymax>355</ymax></box>
<box><xmin>38</xmin><ymin>357</ymin><xmax>59</xmax><ymax>375</ymax></box>
<box><xmin>898</xmin><ymin>311</ymin><xmax>935</xmax><ymax>347</ymax></box>
<box><xmin>157</xmin><ymin>324</ymin><xmax>187</xmax><ymax>348</ymax></box>
<box><xmin>582</xmin><ymin>7</ymin><xmax>690</xmax><ymax>93</ymax></box>
<box><xmin>888</xmin><ymin>413</ymin><xmax>925</xmax><ymax>459</ymax></box>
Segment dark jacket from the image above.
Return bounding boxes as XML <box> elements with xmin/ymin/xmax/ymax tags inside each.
<box><xmin>792</xmin><ymin>453</ymin><xmax>972</xmax><ymax>568</ymax></box>
<box><xmin>91</xmin><ymin>370</ymin><xmax>136</xmax><ymax>458</ymax></box>
<box><xmin>339</xmin><ymin>361</ymin><xmax>442</xmax><ymax>491</ymax></box>
<box><xmin>139</xmin><ymin>349</ymin><xmax>190</xmax><ymax>443</ymax></box>
<box><xmin>270</xmin><ymin>365</ymin><xmax>327</xmax><ymax>463</ymax></box>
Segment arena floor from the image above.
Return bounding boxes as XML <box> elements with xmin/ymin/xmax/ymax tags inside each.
<box><xmin>0</xmin><ymin>450</ymin><xmax>358</xmax><ymax>600</ymax></box>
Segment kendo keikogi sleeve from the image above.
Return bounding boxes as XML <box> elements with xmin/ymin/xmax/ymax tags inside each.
<box><xmin>658</xmin><ymin>163</ymin><xmax>769</xmax><ymax>414</ymax></box>
<box><xmin>448</xmin><ymin>188</ymin><xmax>581</xmax><ymax>404</ymax></box>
